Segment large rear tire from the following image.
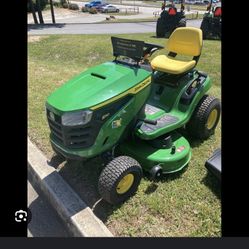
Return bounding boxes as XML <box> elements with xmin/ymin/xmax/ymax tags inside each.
<box><xmin>187</xmin><ymin>95</ymin><xmax>221</xmax><ymax>140</ymax></box>
<box><xmin>156</xmin><ymin>17</ymin><xmax>166</xmax><ymax>37</ymax></box>
<box><xmin>98</xmin><ymin>156</ymin><xmax>142</xmax><ymax>205</ymax></box>
<box><xmin>200</xmin><ymin>17</ymin><xmax>209</xmax><ymax>39</ymax></box>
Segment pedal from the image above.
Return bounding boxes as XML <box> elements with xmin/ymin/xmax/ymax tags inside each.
<box><xmin>140</xmin><ymin>114</ymin><xmax>179</xmax><ymax>133</ymax></box>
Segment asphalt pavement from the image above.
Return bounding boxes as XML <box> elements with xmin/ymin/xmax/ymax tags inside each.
<box><xmin>28</xmin><ymin>19</ymin><xmax>201</xmax><ymax>35</ymax></box>
<box><xmin>28</xmin><ymin>181</ymin><xmax>70</xmax><ymax>237</ymax></box>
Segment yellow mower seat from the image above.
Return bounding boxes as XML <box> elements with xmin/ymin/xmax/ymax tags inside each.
<box><xmin>151</xmin><ymin>27</ymin><xmax>203</xmax><ymax>75</ymax></box>
<box><xmin>151</xmin><ymin>55</ymin><xmax>196</xmax><ymax>75</ymax></box>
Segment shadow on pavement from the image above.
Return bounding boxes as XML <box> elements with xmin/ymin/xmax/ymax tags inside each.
<box><xmin>28</xmin><ymin>179</ymin><xmax>70</xmax><ymax>237</ymax></box>
<box><xmin>28</xmin><ymin>23</ymin><xmax>66</xmax><ymax>31</ymax></box>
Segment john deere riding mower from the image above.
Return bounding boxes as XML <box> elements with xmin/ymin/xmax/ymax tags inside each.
<box><xmin>200</xmin><ymin>0</ymin><xmax>221</xmax><ymax>39</ymax></box>
<box><xmin>156</xmin><ymin>0</ymin><xmax>186</xmax><ymax>37</ymax></box>
<box><xmin>46</xmin><ymin>27</ymin><xmax>220</xmax><ymax>205</ymax></box>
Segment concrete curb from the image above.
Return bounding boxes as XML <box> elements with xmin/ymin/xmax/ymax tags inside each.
<box><xmin>28</xmin><ymin>138</ymin><xmax>113</xmax><ymax>237</ymax></box>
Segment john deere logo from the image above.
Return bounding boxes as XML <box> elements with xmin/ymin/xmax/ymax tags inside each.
<box><xmin>133</xmin><ymin>77</ymin><xmax>151</xmax><ymax>93</ymax></box>
<box><xmin>49</xmin><ymin>111</ymin><xmax>55</xmax><ymax>121</ymax></box>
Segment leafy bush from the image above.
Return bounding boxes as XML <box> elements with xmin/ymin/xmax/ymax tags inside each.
<box><xmin>27</xmin><ymin>0</ymin><xmax>48</xmax><ymax>13</ymax></box>
<box><xmin>89</xmin><ymin>7</ymin><xmax>97</xmax><ymax>14</ymax></box>
<box><xmin>53</xmin><ymin>0</ymin><xmax>66</xmax><ymax>8</ymax></box>
<box><xmin>62</xmin><ymin>3</ymin><xmax>69</xmax><ymax>8</ymax></box>
<box><xmin>69</xmin><ymin>3</ymin><xmax>79</xmax><ymax>10</ymax></box>
<box><xmin>81</xmin><ymin>6</ymin><xmax>89</xmax><ymax>12</ymax></box>
<box><xmin>53</xmin><ymin>2</ymin><xmax>60</xmax><ymax>7</ymax></box>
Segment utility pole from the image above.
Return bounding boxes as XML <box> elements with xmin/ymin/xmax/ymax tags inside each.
<box><xmin>29</xmin><ymin>0</ymin><xmax>38</xmax><ymax>24</ymax></box>
<box><xmin>49</xmin><ymin>0</ymin><xmax>56</xmax><ymax>23</ymax></box>
<box><xmin>36</xmin><ymin>0</ymin><xmax>44</xmax><ymax>24</ymax></box>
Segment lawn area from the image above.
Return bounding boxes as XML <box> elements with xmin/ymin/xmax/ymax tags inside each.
<box><xmin>28</xmin><ymin>33</ymin><xmax>221</xmax><ymax>237</ymax></box>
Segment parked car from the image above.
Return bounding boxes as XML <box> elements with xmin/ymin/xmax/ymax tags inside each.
<box><xmin>95</xmin><ymin>3</ymin><xmax>108</xmax><ymax>11</ymax></box>
<box><xmin>85</xmin><ymin>1</ymin><xmax>102</xmax><ymax>8</ymax></box>
<box><xmin>100</xmin><ymin>4</ymin><xmax>119</xmax><ymax>13</ymax></box>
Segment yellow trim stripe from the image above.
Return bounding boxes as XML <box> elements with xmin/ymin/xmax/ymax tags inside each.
<box><xmin>90</xmin><ymin>76</ymin><xmax>151</xmax><ymax>110</ymax></box>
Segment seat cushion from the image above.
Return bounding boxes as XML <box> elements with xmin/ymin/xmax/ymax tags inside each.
<box><xmin>151</xmin><ymin>55</ymin><xmax>196</xmax><ymax>74</ymax></box>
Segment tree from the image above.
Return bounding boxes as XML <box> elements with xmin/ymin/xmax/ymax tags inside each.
<box><xmin>49</xmin><ymin>0</ymin><xmax>55</xmax><ymax>23</ymax></box>
<box><xmin>29</xmin><ymin>0</ymin><xmax>38</xmax><ymax>24</ymax></box>
<box><xmin>36</xmin><ymin>0</ymin><xmax>44</xmax><ymax>24</ymax></box>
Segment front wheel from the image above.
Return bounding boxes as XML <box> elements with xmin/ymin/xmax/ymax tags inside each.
<box><xmin>98</xmin><ymin>156</ymin><xmax>142</xmax><ymax>205</ymax></box>
<box><xmin>186</xmin><ymin>95</ymin><xmax>221</xmax><ymax>140</ymax></box>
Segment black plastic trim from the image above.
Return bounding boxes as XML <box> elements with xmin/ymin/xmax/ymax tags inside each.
<box><xmin>47</xmin><ymin>95</ymin><xmax>133</xmax><ymax>150</ymax></box>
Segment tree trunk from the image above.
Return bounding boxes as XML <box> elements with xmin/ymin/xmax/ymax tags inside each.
<box><xmin>36</xmin><ymin>0</ymin><xmax>44</xmax><ymax>24</ymax></box>
<box><xmin>29</xmin><ymin>0</ymin><xmax>38</xmax><ymax>24</ymax></box>
<box><xmin>49</xmin><ymin>0</ymin><xmax>56</xmax><ymax>23</ymax></box>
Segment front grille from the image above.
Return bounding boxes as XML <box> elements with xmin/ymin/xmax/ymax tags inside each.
<box><xmin>46</xmin><ymin>95</ymin><xmax>132</xmax><ymax>149</ymax></box>
<box><xmin>47</xmin><ymin>109</ymin><xmax>101</xmax><ymax>149</ymax></box>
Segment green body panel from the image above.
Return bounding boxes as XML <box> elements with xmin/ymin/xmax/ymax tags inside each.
<box><xmin>119</xmin><ymin>131</ymin><xmax>191</xmax><ymax>173</ymax></box>
<box><xmin>136</xmin><ymin>72</ymin><xmax>212</xmax><ymax>140</ymax></box>
<box><xmin>46</xmin><ymin>61</ymin><xmax>151</xmax><ymax>112</ymax></box>
<box><xmin>50</xmin><ymin>82</ymin><xmax>151</xmax><ymax>158</ymax></box>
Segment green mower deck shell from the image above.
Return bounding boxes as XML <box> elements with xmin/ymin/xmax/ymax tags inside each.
<box><xmin>46</xmin><ymin>61</ymin><xmax>151</xmax><ymax>113</ymax></box>
<box><xmin>136</xmin><ymin>73</ymin><xmax>212</xmax><ymax>140</ymax></box>
<box><xmin>119</xmin><ymin>131</ymin><xmax>191</xmax><ymax>173</ymax></box>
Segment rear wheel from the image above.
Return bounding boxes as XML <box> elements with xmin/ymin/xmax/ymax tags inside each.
<box><xmin>187</xmin><ymin>95</ymin><xmax>221</xmax><ymax>140</ymax></box>
<box><xmin>98</xmin><ymin>156</ymin><xmax>142</xmax><ymax>205</ymax></box>
<box><xmin>156</xmin><ymin>17</ymin><xmax>166</xmax><ymax>37</ymax></box>
<box><xmin>200</xmin><ymin>17</ymin><xmax>209</xmax><ymax>39</ymax></box>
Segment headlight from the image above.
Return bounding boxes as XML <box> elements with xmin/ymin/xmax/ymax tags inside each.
<box><xmin>62</xmin><ymin>110</ymin><xmax>93</xmax><ymax>126</ymax></box>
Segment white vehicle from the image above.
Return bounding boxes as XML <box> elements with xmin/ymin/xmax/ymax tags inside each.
<box><xmin>100</xmin><ymin>4</ymin><xmax>119</xmax><ymax>13</ymax></box>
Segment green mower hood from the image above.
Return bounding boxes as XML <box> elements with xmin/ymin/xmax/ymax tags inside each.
<box><xmin>46</xmin><ymin>61</ymin><xmax>151</xmax><ymax>112</ymax></box>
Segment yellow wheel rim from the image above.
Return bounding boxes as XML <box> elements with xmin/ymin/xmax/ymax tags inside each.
<box><xmin>116</xmin><ymin>174</ymin><xmax>134</xmax><ymax>194</ymax></box>
<box><xmin>206</xmin><ymin>109</ymin><xmax>218</xmax><ymax>130</ymax></box>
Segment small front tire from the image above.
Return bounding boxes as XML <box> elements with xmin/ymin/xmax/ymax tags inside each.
<box><xmin>98</xmin><ymin>156</ymin><xmax>142</xmax><ymax>205</ymax></box>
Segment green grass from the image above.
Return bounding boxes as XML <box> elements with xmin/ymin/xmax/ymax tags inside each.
<box><xmin>186</xmin><ymin>13</ymin><xmax>204</xmax><ymax>19</ymax></box>
<box><xmin>28</xmin><ymin>34</ymin><xmax>221</xmax><ymax>237</ymax></box>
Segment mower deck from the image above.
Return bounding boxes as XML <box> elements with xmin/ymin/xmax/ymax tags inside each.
<box><xmin>119</xmin><ymin>131</ymin><xmax>191</xmax><ymax>174</ymax></box>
